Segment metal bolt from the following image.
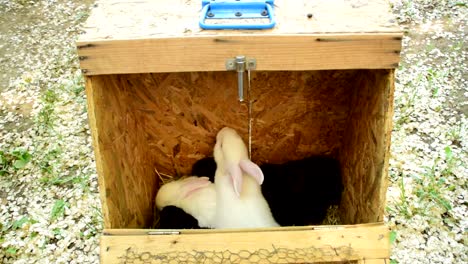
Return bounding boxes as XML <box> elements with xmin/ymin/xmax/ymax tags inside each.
<box><xmin>207</xmin><ymin>12</ymin><xmax>214</xmax><ymax>17</ymax></box>
<box><xmin>307</xmin><ymin>13</ymin><xmax>313</xmax><ymax>19</ymax></box>
<box><xmin>235</xmin><ymin>56</ymin><xmax>246</xmax><ymax>102</ymax></box>
<box><xmin>235</xmin><ymin>12</ymin><xmax>242</xmax><ymax>17</ymax></box>
<box><xmin>261</xmin><ymin>10</ymin><xmax>268</xmax><ymax>16</ymax></box>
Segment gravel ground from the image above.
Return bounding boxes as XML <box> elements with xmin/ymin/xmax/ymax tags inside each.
<box><xmin>0</xmin><ymin>0</ymin><xmax>467</xmax><ymax>263</ymax></box>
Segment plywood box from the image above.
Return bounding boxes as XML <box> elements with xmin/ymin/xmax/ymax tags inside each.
<box><xmin>78</xmin><ymin>0</ymin><xmax>402</xmax><ymax>263</ymax></box>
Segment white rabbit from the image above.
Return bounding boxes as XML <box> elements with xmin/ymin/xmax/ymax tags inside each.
<box><xmin>213</xmin><ymin>127</ymin><xmax>279</xmax><ymax>228</ymax></box>
<box><xmin>155</xmin><ymin>176</ymin><xmax>216</xmax><ymax>228</ymax></box>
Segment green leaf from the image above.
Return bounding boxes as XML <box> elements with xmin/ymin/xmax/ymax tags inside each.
<box><xmin>389</xmin><ymin>230</ymin><xmax>397</xmax><ymax>244</ymax></box>
<box><xmin>444</xmin><ymin>146</ymin><xmax>453</xmax><ymax>161</ymax></box>
<box><xmin>12</xmin><ymin>216</ymin><xmax>29</xmax><ymax>230</ymax></box>
<box><xmin>13</xmin><ymin>159</ymin><xmax>28</xmax><ymax>169</ymax></box>
<box><xmin>51</xmin><ymin>199</ymin><xmax>68</xmax><ymax>221</ymax></box>
<box><xmin>390</xmin><ymin>260</ymin><xmax>398</xmax><ymax>264</ymax></box>
<box><xmin>52</xmin><ymin>228</ymin><xmax>62</xmax><ymax>236</ymax></box>
<box><xmin>6</xmin><ymin>247</ymin><xmax>17</xmax><ymax>255</ymax></box>
<box><xmin>11</xmin><ymin>149</ymin><xmax>29</xmax><ymax>160</ymax></box>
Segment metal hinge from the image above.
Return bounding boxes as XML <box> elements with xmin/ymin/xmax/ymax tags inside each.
<box><xmin>200</xmin><ymin>0</ymin><xmax>276</xmax><ymax>30</ymax></box>
<box><xmin>225</xmin><ymin>55</ymin><xmax>256</xmax><ymax>102</ymax></box>
<box><xmin>147</xmin><ymin>230</ymin><xmax>181</xmax><ymax>235</ymax></box>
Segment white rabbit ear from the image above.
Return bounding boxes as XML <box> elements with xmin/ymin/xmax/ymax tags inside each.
<box><xmin>227</xmin><ymin>163</ymin><xmax>243</xmax><ymax>197</ymax></box>
<box><xmin>239</xmin><ymin>159</ymin><xmax>264</xmax><ymax>185</ymax></box>
<box><xmin>180</xmin><ymin>177</ymin><xmax>211</xmax><ymax>199</ymax></box>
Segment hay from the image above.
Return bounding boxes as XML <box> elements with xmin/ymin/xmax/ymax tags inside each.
<box><xmin>321</xmin><ymin>205</ymin><xmax>342</xmax><ymax>225</ymax></box>
<box><xmin>152</xmin><ymin>166</ymin><xmax>176</xmax><ymax>228</ymax></box>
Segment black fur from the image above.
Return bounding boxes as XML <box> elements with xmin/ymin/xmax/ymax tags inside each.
<box><xmin>191</xmin><ymin>156</ymin><xmax>216</xmax><ymax>182</ymax></box>
<box><xmin>158</xmin><ymin>206</ymin><xmax>200</xmax><ymax>229</ymax></box>
<box><xmin>260</xmin><ymin>156</ymin><xmax>342</xmax><ymax>226</ymax></box>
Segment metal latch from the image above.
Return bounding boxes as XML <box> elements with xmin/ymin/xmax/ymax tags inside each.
<box><xmin>200</xmin><ymin>0</ymin><xmax>276</xmax><ymax>30</ymax></box>
<box><xmin>147</xmin><ymin>230</ymin><xmax>181</xmax><ymax>235</ymax></box>
<box><xmin>226</xmin><ymin>56</ymin><xmax>256</xmax><ymax>102</ymax></box>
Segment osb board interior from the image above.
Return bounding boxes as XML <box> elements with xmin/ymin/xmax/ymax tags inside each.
<box><xmin>80</xmin><ymin>0</ymin><xmax>400</xmax><ymax>41</ymax></box>
<box><xmin>339</xmin><ymin>70</ymin><xmax>394</xmax><ymax>225</ymax></box>
<box><xmin>86</xmin><ymin>69</ymin><xmax>393</xmax><ymax>229</ymax></box>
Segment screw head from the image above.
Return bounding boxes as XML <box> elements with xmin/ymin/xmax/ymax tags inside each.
<box><xmin>261</xmin><ymin>10</ymin><xmax>268</xmax><ymax>16</ymax></box>
<box><xmin>307</xmin><ymin>13</ymin><xmax>313</xmax><ymax>19</ymax></box>
<box><xmin>207</xmin><ymin>12</ymin><xmax>214</xmax><ymax>17</ymax></box>
<box><xmin>235</xmin><ymin>12</ymin><xmax>242</xmax><ymax>17</ymax></box>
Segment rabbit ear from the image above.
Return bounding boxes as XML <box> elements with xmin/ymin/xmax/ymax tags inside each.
<box><xmin>181</xmin><ymin>177</ymin><xmax>212</xmax><ymax>199</ymax></box>
<box><xmin>239</xmin><ymin>159</ymin><xmax>264</xmax><ymax>185</ymax></box>
<box><xmin>227</xmin><ymin>163</ymin><xmax>243</xmax><ymax>197</ymax></box>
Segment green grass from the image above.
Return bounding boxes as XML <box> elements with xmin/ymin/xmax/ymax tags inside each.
<box><xmin>390</xmin><ymin>146</ymin><xmax>458</xmax><ymax>218</ymax></box>
<box><xmin>394</xmin><ymin>72</ymin><xmax>423</xmax><ymax>128</ymax></box>
<box><xmin>50</xmin><ymin>199</ymin><xmax>68</xmax><ymax>222</ymax></box>
<box><xmin>63</xmin><ymin>73</ymin><xmax>85</xmax><ymax>97</ymax></box>
<box><xmin>40</xmin><ymin>174</ymin><xmax>89</xmax><ymax>189</ymax></box>
<box><xmin>446</xmin><ymin>123</ymin><xmax>465</xmax><ymax>146</ymax></box>
<box><xmin>37</xmin><ymin>147</ymin><xmax>62</xmax><ymax>175</ymax></box>
<box><xmin>395</xmin><ymin>176</ymin><xmax>412</xmax><ymax>218</ymax></box>
<box><xmin>80</xmin><ymin>205</ymin><xmax>103</xmax><ymax>239</ymax></box>
<box><xmin>36</xmin><ymin>88</ymin><xmax>58</xmax><ymax>128</ymax></box>
<box><xmin>0</xmin><ymin>216</ymin><xmax>38</xmax><ymax>248</ymax></box>
<box><xmin>426</xmin><ymin>68</ymin><xmax>448</xmax><ymax>98</ymax></box>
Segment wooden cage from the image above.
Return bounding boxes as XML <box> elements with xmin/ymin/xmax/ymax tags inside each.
<box><xmin>78</xmin><ymin>0</ymin><xmax>402</xmax><ymax>263</ymax></box>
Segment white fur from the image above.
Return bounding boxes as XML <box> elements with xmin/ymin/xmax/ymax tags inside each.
<box><xmin>213</xmin><ymin>127</ymin><xmax>279</xmax><ymax>228</ymax></box>
<box><xmin>155</xmin><ymin>176</ymin><xmax>216</xmax><ymax>228</ymax></box>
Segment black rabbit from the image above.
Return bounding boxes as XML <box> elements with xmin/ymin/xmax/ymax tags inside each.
<box><xmin>191</xmin><ymin>156</ymin><xmax>216</xmax><ymax>182</ymax></box>
<box><xmin>158</xmin><ymin>206</ymin><xmax>200</xmax><ymax>229</ymax></box>
<box><xmin>260</xmin><ymin>156</ymin><xmax>342</xmax><ymax>226</ymax></box>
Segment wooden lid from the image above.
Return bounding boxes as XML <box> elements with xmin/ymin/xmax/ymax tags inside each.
<box><xmin>77</xmin><ymin>0</ymin><xmax>402</xmax><ymax>75</ymax></box>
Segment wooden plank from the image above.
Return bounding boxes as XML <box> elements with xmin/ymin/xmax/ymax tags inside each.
<box><xmin>100</xmin><ymin>223</ymin><xmax>390</xmax><ymax>263</ymax></box>
<box><xmin>80</xmin><ymin>0</ymin><xmax>401</xmax><ymax>41</ymax></box>
<box><xmin>77</xmin><ymin>0</ymin><xmax>402</xmax><ymax>75</ymax></box>
<box><xmin>103</xmin><ymin>222</ymin><xmax>386</xmax><ymax>235</ymax></box>
<box><xmin>339</xmin><ymin>70</ymin><xmax>394</xmax><ymax>224</ymax></box>
<box><xmin>77</xmin><ymin>33</ymin><xmax>402</xmax><ymax>75</ymax></box>
<box><xmin>357</xmin><ymin>258</ymin><xmax>390</xmax><ymax>264</ymax></box>
<box><xmin>85</xmin><ymin>75</ymin><xmax>158</xmax><ymax>228</ymax></box>
<box><xmin>85</xmin><ymin>77</ymin><xmax>113</xmax><ymax>228</ymax></box>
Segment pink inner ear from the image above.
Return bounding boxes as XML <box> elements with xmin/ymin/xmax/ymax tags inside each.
<box><xmin>239</xmin><ymin>159</ymin><xmax>264</xmax><ymax>185</ymax></box>
<box><xmin>180</xmin><ymin>177</ymin><xmax>211</xmax><ymax>199</ymax></box>
<box><xmin>227</xmin><ymin>163</ymin><xmax>243</xmax><ymax>197</ymax></box>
